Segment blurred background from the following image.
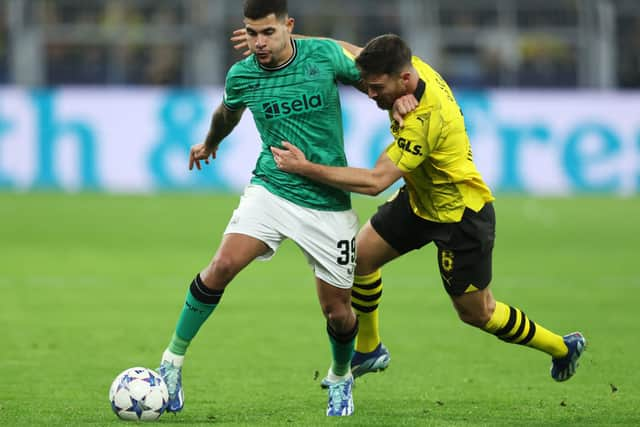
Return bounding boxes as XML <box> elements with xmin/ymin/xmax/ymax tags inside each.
<box><xmin>0</xmin><ymin>0</ymin><xmax>639</xmax><ymax>194</ymax></box>
<box><xmin>2</xmin><ymin>4</ymin><xmax>640</xmax><ymax>425</ymax></box>
<box><xmin>2</xmin><ymin>0</ymin><xmax>640</xmax><ymax>88</ymax></box>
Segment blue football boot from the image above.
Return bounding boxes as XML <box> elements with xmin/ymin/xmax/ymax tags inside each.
<box><xmin>326</xmin><ymin>375</ymin><xmax>354</xmax><ymax>416</ymax></box>
<box><xmin>158</xmin><ymin>351</ymin><xmax>184</xmax><ymax>412</ymax></box>
<box><xmin>551</xmin><ymin>332</ymin><xmax>586</xmax><ymax>382</ymax></box>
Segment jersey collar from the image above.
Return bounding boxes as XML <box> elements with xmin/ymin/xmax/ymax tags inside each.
<box><xmin>257</xmin><ymin>39</ymin><xmax>298</xmax><ymax>72</ymax></box>
<box><xmin>414</xmin><ymin>78</ymin><xmax>426</xmax><ymax>102</ymax></box>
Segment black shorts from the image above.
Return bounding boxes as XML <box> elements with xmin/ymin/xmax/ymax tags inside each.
<box><xmin>370</xmin><ymin>187</ymin><xmax>495</xmax><ymax>296</ymax></box>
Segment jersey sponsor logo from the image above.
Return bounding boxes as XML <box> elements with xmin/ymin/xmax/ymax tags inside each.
<box><xmin>397</xmin><ymin>137</ymin><xmax>423</xmax><ymax>155</ymax></box>
<box><xmin>262</xmin><ymin>93</ymin><xmax>324</xmax><ymax>119</ymax></box>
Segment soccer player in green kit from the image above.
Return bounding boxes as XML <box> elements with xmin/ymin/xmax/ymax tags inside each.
<box><xmin>158</xmin><ymin>0</ymin><xmax>364</xmax><ymax>417</ymax></box>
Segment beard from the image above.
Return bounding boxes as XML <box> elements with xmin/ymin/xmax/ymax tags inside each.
<box><xmin>255</xmin><ymin>51</ymin><xmax>272</xmax><ymax>64</ymax></box>
<box><xmin>375</xmin><ymin>98</ymin><xmax>393</xmax><ymax>110</ymax></box>
<box><xmin>255</xmin><ymin>39</ymin><xmax>289</xmax><ymax>67</ymax></box>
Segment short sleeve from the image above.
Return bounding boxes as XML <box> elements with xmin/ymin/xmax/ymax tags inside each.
<box><xmin>326</xmin><ymin>40</ymin><xmax>361</xmax><ymax>85</ymax></box>
<box><xmin>222</xmin><ymin>72</ymin><xmax>245</xmax><ymax>111</ymax></box>
<box><xmin>386</xmin><ymin>111</ymin><xmax>441</xmax><ymax>172</ymax></box>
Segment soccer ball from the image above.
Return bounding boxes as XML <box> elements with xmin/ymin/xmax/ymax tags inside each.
<box><xmin>109</xmin><ymin>367</ymin><xmax>169</xmax><ymax>421</ymax></box>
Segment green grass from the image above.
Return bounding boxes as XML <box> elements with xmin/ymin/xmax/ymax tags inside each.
<box><xmin>1</xmin><ymin>193</ymin><xmax>639</xmax><ymax>426</ymax></box>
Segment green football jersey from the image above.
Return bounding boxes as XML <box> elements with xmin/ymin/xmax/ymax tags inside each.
<box><xmin>223</xmin><ymin>38</ymin><xmax>361</xmax><ymax>211</ymax></box>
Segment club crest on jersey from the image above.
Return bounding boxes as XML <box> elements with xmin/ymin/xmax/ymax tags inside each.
<box><xmin>305</xmin><ymin>63</ymin><xmax>320</xmax><ymax>80</ymax></box>
<box><xmin>262</xmin><ymin>93</ymin><xmax>323</xmax><ymax>119</ymax></box>
<box><xmin>397</xmin><ymin>137</ymin><xmax>422</xmax><ymax>155</ymax></box>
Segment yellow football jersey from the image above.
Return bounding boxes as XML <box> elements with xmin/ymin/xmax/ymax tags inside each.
<box><xmin>385</xmin><ymin>56</ymin><xmax>494</xmax><ymax>223</ymax></box>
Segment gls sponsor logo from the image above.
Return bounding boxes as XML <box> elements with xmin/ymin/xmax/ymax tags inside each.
<box><xmin>397</xmin><ymin>137</ymin><xmax>422</xmax><ymax>155</ymax></box>
<box><xmin>262</xmin><ymin>93</ymin><xmax>323</xmax><ymax>119</ymax></box>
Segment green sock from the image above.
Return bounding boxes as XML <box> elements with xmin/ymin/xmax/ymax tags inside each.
<box><xmin>168</xmin><ymin>333</ymin><xmax>191</xmax><ymax>356</ymax></box>
<box><xmin>327</xmin><ymin>321</ymin><xmax>358</xmax><ymax>376</ymax></box>
<box><xmin>168</xmin><ymin>274</ymin><xmax>223</xmax><ymax>356</ymax></box>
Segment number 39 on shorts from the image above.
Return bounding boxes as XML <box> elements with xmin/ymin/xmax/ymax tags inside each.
<box><xmin>336</xmin><ymin>238</ymin><xmax>356</xmax><ymax>265</ymax></box>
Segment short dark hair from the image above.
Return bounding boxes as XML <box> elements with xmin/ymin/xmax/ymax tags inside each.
<box><xmin>244</xmin><ymin>0</ymin><xmax>288</xmax><ymax>20</ymax></box>
<box><xmin>356</xmin><ymin>34</ymin><xmax>412</xmax><ymax>77</ymax></box>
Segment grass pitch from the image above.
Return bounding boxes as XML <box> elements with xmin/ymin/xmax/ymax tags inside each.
<box><xmin>0</xmin><ymin>193</ymin><xmax>638</xmax><ymax>426</ymax></box>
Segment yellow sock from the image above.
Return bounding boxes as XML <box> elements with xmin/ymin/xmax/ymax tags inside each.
<box><xmin>352</xmin><ymin>270</ymin><xmax>383</xmax><ymax>353</ymax></box>
<box><xmin>483</xmin><ymin>301</ymin><xmax>568</xmax><ymax>358</ymax></box>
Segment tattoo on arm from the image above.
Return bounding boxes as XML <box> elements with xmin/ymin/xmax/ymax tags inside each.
<box><xmin>205</xmin><ymin>105</ymin><xmax>244</xmax><ymax>150</ymax></box>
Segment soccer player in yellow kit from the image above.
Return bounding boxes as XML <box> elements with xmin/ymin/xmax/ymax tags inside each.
<box><xmin>271</xmin><ymin>34</ymin><xmax>586</xmax><ymax>384</ymax></box>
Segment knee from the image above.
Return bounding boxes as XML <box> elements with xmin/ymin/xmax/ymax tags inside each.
<box><xmin>323</xmin><ymin>303</ymin><xmax>355</xmax><ymax>331</ymax></box>
<box><xmin>202</xmin><ymin>255</ymin><xmax>239</xmax><ymax>288</ymax></box>
<box><xmin>457</xmin><ymin>307</ymin><xmax>493</xmax><ymax>328</ymax></box>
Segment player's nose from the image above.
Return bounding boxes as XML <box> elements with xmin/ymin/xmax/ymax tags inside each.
<box><xmin>255</xmin><ymin>34</ymin><xmax>267</xmax><ymax>48</ymax></box>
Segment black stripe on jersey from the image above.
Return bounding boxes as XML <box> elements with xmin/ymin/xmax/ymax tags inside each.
<box><xmin>351</xmin><ymin>301</ymin><xmax>377</xmax><ymax>313</ymax></box>
<box><xmin>352</xmin><ymin>290</ymin><xmax>382</xmax><ymax>302</ymax></box>
<box><xmin>353</xmin><ymin>278</ymin><xmax>382</xmax><ymax>290</ymax></box>
<box><xmin>414</xmin><ymin>79</ymin><xmax>426</xmax><ymax>102</ymax></box>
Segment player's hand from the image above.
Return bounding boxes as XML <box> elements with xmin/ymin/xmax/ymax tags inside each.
<box><xmin>189</xmin><ymin>142</ymin><xmax>217</xmax><ymax>170</ymax></box>
<box><xmin>271</xmin><ymin>141</ymin><xmax>308</xmax><ymax>174</ymax></box>
<box><xmin>231</xmin><ymin>28</ymin><xmax>251</xmax><ymax>57</ymax></box>
<box><xmin>392</xmin><ymin>94</ymin><xmax>418</xmax><ymax>128</ymax></box>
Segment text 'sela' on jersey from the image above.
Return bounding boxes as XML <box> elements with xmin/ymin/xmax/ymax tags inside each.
<box><xmin>223</xmin><ymin>39</ymin><xmax>361</xmax><ymax>211</ymax></box>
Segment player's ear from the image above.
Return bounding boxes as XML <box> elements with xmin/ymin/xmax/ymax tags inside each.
<box><xmin>400</xmin><ymin>71</ymin><xmax>411</xmax><ymax>85</ymax></box>
<box><xmin>286</xmin><ymin>17</ymin><xmax>295</xmax><ymax>34</ymax></box>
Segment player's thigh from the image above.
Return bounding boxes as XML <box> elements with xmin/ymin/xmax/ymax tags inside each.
<box><xmin>223</xmin><ymin>184</ymin><xmax>287</xmax><ymax>260</ymax></box>
<box><xmin>293</xmin><ymin>208</ymin><xmax>359</xmax><ymax>290</ymax></box>
<box><xmin>211</xmin><ymin>233</ymin><xmax>270</xmax><ymax>272</ymax></box>
<box><xmin>436</xmin><ymin>203</ymin><xmax>495</xmax><ymax>297</ymax></box>
<box><xmin>354</xmin><ymin>220</ymin><xmax>401</xmax><ymax>275</ymax></box>
<box><xmin>370</xmin><ymin>186</ymin><xmax>446</xmax><ymax>253</ymax></box>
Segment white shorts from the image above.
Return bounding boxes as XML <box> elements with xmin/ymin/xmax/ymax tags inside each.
<box><xmin>224</xmin><ymin>184</ymin><xmax>359</xmax><ymax>289</ymax></box>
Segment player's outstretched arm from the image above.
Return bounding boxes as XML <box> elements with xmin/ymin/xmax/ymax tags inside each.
<box><xmin>189</xmin><ymin>103</ymin><xmax>245</xmax><ymax>170</ymax></box>
<box><xmin>271</xmin><ymin>142</ymin><xmax>402</xmax><ymax>196</ymax></box>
